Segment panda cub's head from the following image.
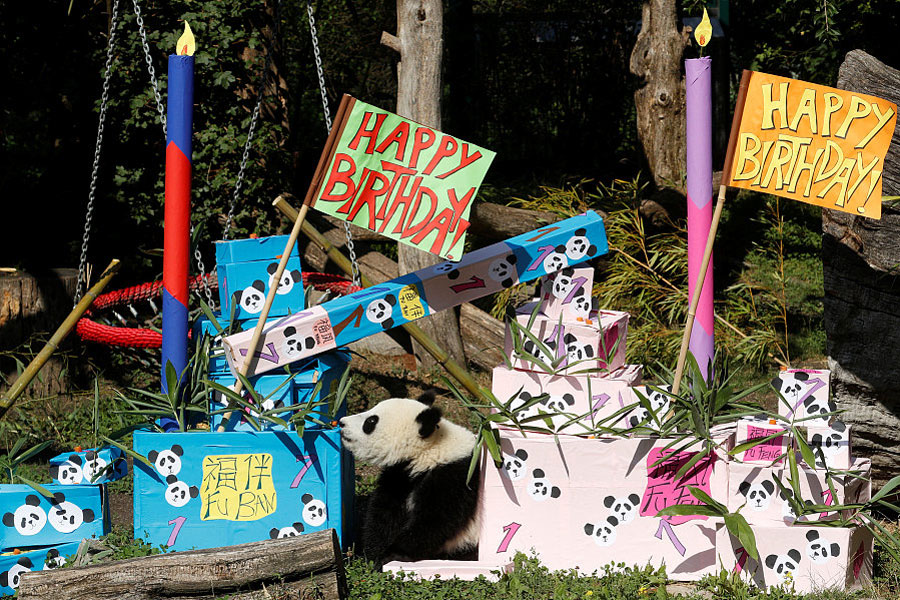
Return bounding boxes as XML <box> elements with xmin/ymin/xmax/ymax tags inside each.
<box><xmin>339</xmin><ymin>391</ymin><xmax>475</xmax><ymax>475</ymax></box>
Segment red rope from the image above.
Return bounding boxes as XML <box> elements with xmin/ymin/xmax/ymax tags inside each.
<box><xmin>76</xmin><ymin>271</ymin><xmax>360</xmax><ymax>348</ymax></box>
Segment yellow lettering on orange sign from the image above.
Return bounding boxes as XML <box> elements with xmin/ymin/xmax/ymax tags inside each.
<box><xmin>200</xmin><ymin>453</ymin><xmax>276</xmax><ymax>521</ymax></box>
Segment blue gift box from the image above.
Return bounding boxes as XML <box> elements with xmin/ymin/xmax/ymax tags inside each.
<box><xmin>215</xmin><ymin>235</ymin><xmax>306</xmax><ymax>320</ymax></box>
<box><xmin>50</xmin><ymin>447</ymin><xmax>128</xmax><ymax>485</ymax></box>
<box><xmin>133</xmin><ymin>430</ymin><xmax>354</xmax><ymax>552</ymax></box>
<box><xmin>0</xmin><ymin>541</ymin><xmax>81</xmax><ymax>594</ymax></box>
<box><xmin>0</xmin><ymin>485</ymin><xmax>109</xmax><ymax>550</ymax></box>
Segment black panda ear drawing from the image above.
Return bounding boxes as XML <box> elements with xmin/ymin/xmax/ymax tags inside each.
<box><xmin>52</xmin><ymin>492</ymin><xmax>65</xmax><ymax>505</ymax></box>
<box><xmin>270</xmin><ymin>528</ymin><xmax>280</xmax><ymax>538</ymax></box>
<box><xmin>85</xmin><ymin>451</ymin><xmax>97</xmax><ymax>461</ymax></box>
<box><xmin>0</xmin><ymin>572</ymin><xmax>7</xmax><ymax>587</ymax></box>
<box><xmin>49</xmin><ymin>466</ymin><xmax>59</xmax><ymax>478</ymax></box>
<box><xmin>533</xmin><ymin>469</ymin><xmax>545</xmax><ymax>478</ymax></box>
<box><xmin>416</xmin><ymin>406</ymin><xmax>442</xmax><ymax>438</ymax></box>
<box><xmin>506</xmin><ymin>254</ymin><xmax>517</xmax><ymax>265</ymax></box>
<box><xmin>382</xmin><ymin>319</ymin><xmax>394</xmax><ymax>329</ymax></box>
<box><xmin>502</xmin><ymin>278</ymin><xmax>513</xmax><ymax>288</ymax></box>
<box><xmin>738</xmin><ymin>482</ymin><xmax>751</xmax><ymax>496</ymax></box>
<box><xmin>385</xmin><ymin>294</ymin><xmax>397</xmax><ymax>306</ymax></box>
<box><xmin>148</xmin><ymin>450</ymin><xmax>159</xmax><ymax>462</ymax></box>
<box><xmin>26</xmin><ymin>495</ymin><xmax>41</xmax><ymax>507</ymax></box>
<box><xmin>555</xmin><ymin>245</ymin><xmax>566</xmax><ymax>253</ymax></box>
<box><xmin>628</xmin><ymin>493</ymin><xmax>640</xmax><ymax>505</ymax></box>
<box><xmin>2</xmin><ymin>513</ymin><xmax>14</xmax><ymax>527</ymax></box>
<box><xmin>171</xmin><ymin>445</ymin><xmax>184</xmax><ymax>457</ymax></box>
<box><xmin>304</xmin><ymin>337</ymin><xmax>316</xmax><ymax>350</ymax></box>
<box><xmin>284</xmin><ymin>326</ymin><xmax>297</xmax><ymax>337</ymax></box>
<box><xmin>301</xmin><ymin>493</ymin><xmax>313</xmax><ymax>505</ymax></box>
<box><xmin>267</xmin><ymin>263</ymin><xmax>278</xmax><ymax>275</ymax></box>
<box><xmin>606</xmin><ymin>515</ymin><xmax>618</xmax><ymax>527</ymax></box>
<box><xmin>293</xmin><ymin>522</ymin><xmax>304</xmax><ymax>531</ymax></box>
<box><xmin>603</xmin><ymin>496</ymin><xmax>615</xmax><ymax>508</ymax></box>
<box><xmin>788</xmin><ymin>548</ymin><xmax>802</xmax><ymax>563</ymax></box>
<box><xmin>765</xmin><ymin>554</ymin><xmax>778</xmax><ymax>569</ymax></box>
<box><xmin>832</xmin><ymin>421</ymin><xmax>846</xmax><ymax>433</ymax></box>
<box><xmin>232</xmin><ymin>290</ymin><xmax>243</xmax><ymax>304</ymax></box>
<box><xmin>417</xmin><ymin>390</ymin><xmax>437</xmax><ymax>406</ymax></box>
<box><xmin>563</xmin><ymin>393</ymin><xmax>574</xmax><ymax>405</ymax></box>
<box><xmin>564</xmin><ymin>333</ymin><xmax>576</xmax><ymax>344</ymax></box>
<box><xmin>46</xmin><ymin>550</ymin><xmax>59</xmax><ymax>559</ymax></box>
<box><xmin>806</xmin><ymin>530</ymin><xmax>819</xmax><ymax>542</ymax></box>
<box><xmin>762</xmin><ymin>480</ymin><xmax>775</xmax><ymax>494</ymax></box>
<box><xmin>550</xmin><ymin>487</ymin><xmax>561</xmax><ymax>498</ymax></box>
<box><xmin>830</xmin><ymin>543</ymin><xmax>841</xmax><ymax>557</ymax></box>
<box><xmin>515</xmin><ymin>449</ymin><xmax>528</xmax><ymax>460</ymax></box>
<box><xmin>252</xmin><ymin>280</ymin><xmax>265</xmax><ymax>292</ymax></box>
<box><xmin>19</xmin><ymin>557</ymin><xmax>32</xmax><ymax>569</ymax></box>
<box><xmin>584</xmin><ymin>523</ymin><xmax>595</xmax><ymax>536</ymax></box>
<box><xmin>69</xmin><ymin>455</ymin><xmax>83</xmax><ymax>466</ymax></box>
<box><xmin>811</xmin><ymin>434</ymin><xmax>823</xmax><ymax>445</ymax></box>
<box><xmin>83</xmin><ymin>508</ymin><xmax>95</xmax><ymax>523</ymax></box>
<box><xmin>189</xmin><ymin>486</ymin><xmax>199</xmax><ymax>498</ymax></box>
<box><xmin>794</xmin><ymin>372</ymin><xmax>809</xmax><ymax>381</ymax></box>
<box><xmin>166</xmin><ymin>474</ymin><xmax>178</xmax><ymax>485</ymax></box>
<box><xmin>447</xmin><ymin>269</ymin><xmax>460</xmax><ymax>280</ymax></box>
<box><xmin>575</xmin><ymin>228</ymin><xmax>586</xmax><ymax>236</ymax></box>
<box><xmin>291</xmin><ymin>269</ymin><xmax>302</xmax><ymax>283</ymax></box>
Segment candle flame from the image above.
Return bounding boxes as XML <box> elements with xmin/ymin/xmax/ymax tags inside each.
<box><xmin>695</xmin><ymin>8</ymin><xmax>712</xmax><ymax>48</ymax></box>
<box><xmin>176</xmin><ymin>21</ymin><xmax>196</xmax><ymax>56</ymax></box>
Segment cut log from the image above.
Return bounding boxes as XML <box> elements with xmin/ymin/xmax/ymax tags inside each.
<box><xmin>460</xmin><ymin>303</ymin><xmax>506</xmax><ymax>370</ymax></box>
<box><xmin>823</xmin><ymin>50</ymin><xmax>900</xmax><ymax>485</ymax></box>
<box><xmin>17</xmin><ymin>529</ymin><xmax>347</xmax><ymax>600</ymax></box>
<box><xmin>467</xmin><ymin>203</ymin><xmax>557</xmax><ymax>241</ymax></box>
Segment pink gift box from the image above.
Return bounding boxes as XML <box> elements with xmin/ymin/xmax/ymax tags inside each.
<box><xmin>716</xmin><ymin>524</ymin><xmax>873</xmax><ymax>593</ymax></box>
<box><xmin>726</xmin><ymin>459</ymin><xmax>871</xmax><ymax>526</ymax></box>
<box><xmin>734</xmin><ymin>418</ymin><xmax>789</xmax><ymax>465</ymax></box>
<box><xmin>771</xmin><ymin>369</ymin><xmax>834</xmax><ymax>425</ymax></box>
<box><xmin>383</xmin><ymin>560</ymin><xmax>514</xmax><ymax>581</ymax></box>
<box><xmin>538</xmin><ymin>267</ymin><xmax>596</xmax><ymax>322</ymax></box>
<box><xmin>480</xmin><ymin>430</ymin><xmax>729</xmax><ymax>579</ymax></box>
<box><xmin>805</xmin><ymin>421</ymin><xmax>851</xmax><ymax>469</ymax></box>
<box><xmin>490</xmin><ymin>365</ymin><xmax>642</xmax><ymax>433</ymax></box>
<box><xmin>504</xmin><ymin>303</ymin><xmax>629</xmax><ymax>375</ymax></box>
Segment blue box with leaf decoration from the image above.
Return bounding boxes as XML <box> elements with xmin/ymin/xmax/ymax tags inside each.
<box><xmin>50</xmin><ymin>447</ymin><xmax>128</xmax><ymax>486</ymax></box>
<box><xmin>0</xmin><ymin>541</ymin><xmax>80</xmax><ymax>595</ymax></box>
<box><xmin>0</xmin><ymin>484</ymin><xmax>109</xmax><ymax>550</ymax></box>
<box><xmin>215</xmin><ymin>235</ymin><xmax>306</xmax><ymax>320</ymax></box>
<box><xmin>132</xmin><ymin>430</ymin><xmax>354</xmax><ymax>552</ymax></box>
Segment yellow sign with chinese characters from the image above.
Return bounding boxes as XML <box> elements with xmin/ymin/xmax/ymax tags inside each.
<box><xmin>200</xmin><ymin>453</ymin><xmax>276</xmax><ymax>521</ymax></box>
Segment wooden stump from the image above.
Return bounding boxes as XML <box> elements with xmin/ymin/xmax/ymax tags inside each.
<box><xmin>824</xmin><ymin>50</ymin><xmax>900</xmax><ymax>485</ymax></box>
<box><xmin>0</xmin><ymin>268</ymin><xmax>78</xmax><ymax>401</ymax></box>
<box><xmin>18</xmin><ymin>529</ymin><xmax>348</xmax><ymax>600</ymax></box>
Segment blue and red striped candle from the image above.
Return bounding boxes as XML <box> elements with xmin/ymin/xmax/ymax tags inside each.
<box><xmin>161</xmin><ymin>22</ymin><xmax>195</xmax><ymax>423</ymax></box>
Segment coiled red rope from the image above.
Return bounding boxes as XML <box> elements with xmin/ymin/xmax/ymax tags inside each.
<box><xmin>76</xmin><ymin>272</ymin><xmax>361</xmax><ymax>348</ymax></box>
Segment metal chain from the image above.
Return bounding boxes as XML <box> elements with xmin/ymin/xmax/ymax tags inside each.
<box><xmin>74</xmin><ymin>0</ymin><xmax>122</xmax><ymax>305</ymax></box>
<box><xmin>306</xmin><ymin>1</ymin><xmax>360</xmax><ymax>287</ymax></box>
<box><xmin>132</xmin><ymin>0</ymin><xmax>166</xmax><ymax>136</ymax></box>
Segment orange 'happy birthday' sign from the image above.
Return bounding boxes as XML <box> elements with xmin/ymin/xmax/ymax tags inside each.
<box><xmin>726</xmin><ymin>71</ymin><xmax>897</xmax><ymax>219</ymax></box>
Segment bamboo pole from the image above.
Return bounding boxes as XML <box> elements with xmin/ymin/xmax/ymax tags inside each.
<box><xmin>0</xmin><ymin>259</ymin><xmax>121</xmax><ymax>420</ymax></box>
<box><xmin>273</xmin><ymin>195</ymin><xmax>491</xmax><ymax>404</ymax></box>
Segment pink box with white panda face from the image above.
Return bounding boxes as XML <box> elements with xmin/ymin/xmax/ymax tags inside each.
<box><xmin>771</xmin><ymin>369</ymin><xmax>834</xmax><ymax>426</ymax></box>
<box><xmin>805</xmin><ymin>421</ymin><xmax>851</xmax><ymax>469</ymax></box>
<box><xmin>490</xmin><ymin>365</ymin><xmax>642</xmax><ymax>433</ymax></box>
<box><xmin>715</xmin><ymin>524</ymin><xmax>873</xmax><ymax>594</ymax></box>
<box><xmin>726</xmin><ymin>459</ymin><xmax>871</xmax><ymax>527</ymax></box>
<box><xmin>504</xmin><ymin>303</ymin><xmax>629</xmax><ymax>375</ymax></box>
<box><xmin>480</xmin><ymin>430</ymin><xmax>729</xmax><ymax>579</ymax></box>
<box><xmin>734</xmin><ymin>418</ymin><xmax>789</xmax><ymax>465</ymax></box>
<box><xmin>538</xmin><ymin>267</ymin><xmax>596</xmax><ymax>322</ymax></box>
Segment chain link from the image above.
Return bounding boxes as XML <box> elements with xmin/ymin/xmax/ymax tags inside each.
<box><xmin>74</xmin><ymin>0</ymin><xmax>122</xmax><ymax>305</ymax></box>
<box><xmin>132</xmin><ymin>0</ymin><xmax>166</xmax><ymax>136</ymax></box>
<box><xmin>306</xmin><ymin>1</ymin><xmax>360</xmax><ymax>287</ymax></box>
<box><xmin>223</xmin><ymin>100</ymin><xmax>263</xmax><ymax>240</ymax></box>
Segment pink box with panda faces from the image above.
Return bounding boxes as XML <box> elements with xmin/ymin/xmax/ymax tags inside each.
<box><xmin>538</xmin><ymin>267</ymin><xmax>596</xmax><ymax>322</ymax></box>
<box><xmin>771</xmin><ymin>369</ymin><xmax>834</xmax><ymax>425</ymax></box>
<box><xmin>490</xmin><ymin>364</ymin><xmax>642</xmax><ymax>433</ymax></box>
<box><xmin>715</xmin><ymin>524</ymin><xmax>873</xmax><ymax>594</ymax></box>
<box><xmin>726</xmin><ymin>459</ymin><xmax>871</xmax><ymax>527</ymax></box>
<box><xmin>805</xmin><ymin>421</ymin><xmax>851</xmax><ymax>469</ymax></box>
<box><xmin>479</xmin><ymin>429</ymin><xmax>729</xmax><ymax>579</ymax></box>
<box><xmin>504</xmin><ymin>303</ymin><xmax>629</xmax><ymax>375</ymax></box>
<box><xmin>733</xmin><ymin>418</ymin><xmax>789</xmax><ymax>465</ymax></box>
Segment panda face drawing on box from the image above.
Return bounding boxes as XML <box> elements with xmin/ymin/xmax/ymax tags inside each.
<box><xmin>48</xmin><ymin>492</ymin><xmax>95</xmax><ymax>534</ymax></box>
<box><xmin>780</xmin><ymin>489</ymin><xmax>812</xmax><ymax>523</ymax></box>
<box><xmin>810</xmin><ymin>421</ymin><xmax>847</xmax><ymax>466</ymax></box>
<box><xmin>433</xmin><ymin>262</ymin><xmax>457</xmax><ymax>277</ymax></box>
<box><xmin>502</xmin><ymin>449</ymin><xmax>529</xmax><ymax>481</ymax></box>
<box><xmin>521</xmin><ymin>338</ymin><xmax>557</xmax><ymax>366</ymax></box>
<box><xmin>543</xmin><ymin>248</ymin><xmax>569</xmax><ymax>273</ymax></box>
<box><xmin>527</xmin><ymin>469</ymin><xmax>561</xmax><ymax>502</ymax></box>
<box><xmin>550</xmin><ymin>268</ymin><xmax>577</xmax><ymax>301</ymax></box>
<box><xmin>765</xmin><ymin>549</ymin><xmax>802</xmax><ymax>583</ymax></box>
<box><xmin>270</xmin><ymin>522</ymin><xmax>304</xmax><ymax>539</ymax></box>
<box><xmin>584</xmin><ymin>516</ymin><xmax>619</xmax><ymax>547</ymax></box>
<box><xmin>366</xmin><ymin>296</ymin><xmax>397</xmax><ymax>329</ymax></box>
<box><xmin>565</xmin><ymin>229</ymin><xmax>597</xmax><ymax>262</ymax></box>
<box><xmin>50</xmin><ymin>455</ymin><xmax>84</xmax><ymax>485</ymax></box>
<box><xmin>83</xmin><ymin>450</ymin><xmax>108</xmax><ymax>483</ymax></box>
<box><xmin>803</xmin><ymin>395</ymin><xmax>837</xmax><ymax>426</ymax></box>
<box><xmin>564</xmin><ymin>333</ymin><xmax>594</xmax><ymax>365</ymax></box>
<box><xmin>806</xmin><ymin>530</ymin><xmax>841</xmax><ymax>564</ymax></box>
<box><xmin>268</xmin><ymin>263</ymin><xmax>302</xmax><ymax>295</ymax></box>
<box><xmin>739</xmin><ymin>480</ymin><xmax>775</xmax><ymax>511</ymax></box>
<box><xmin>570</xmin><ymin>288</ymin><xmax>594</xmax><ymax>320</ymax></box>
<box><xmin>2</xmin><ymin>495</ymin><xmax>46</xmax><ymax>536</ymax></box>
<box><xmin>301</xmin><ymin>493</ymin><xmax>327</xmax><ymax>527</ymax></box>
<box><xmin>510</xmin><ymin>391</ymin><xmax>541</xmax><ymax>421</ymax></box>
<box><xmin>44</xmin><ymin>548</ymin><xmax>65</xmax><ymax>570</ymax></box>
<box><xmin>543</xmin><ymin>393</ymin><xmax>575</xmax><ymax>413</ymax></box>
<box><xmin>282</xmin><ymin>326</ymin><xmax>317</xmax><ymax>359</ymax></box>
<box><xmin>148</xmin><ymin>444</ymin><xmax>183</xmax><ymax>477</ymax></box>
<box><xmin>488</xmin><ymin>255</ymin><xmax>518</xmax><ymax>288</ymax></box>
<box><xmin>603</xmin><ymin>494</ymin><xmax>641</xmax><ymax>524</ymax></box>
<box><xmin>164</xmin><ymin>475</ymin><xmax>199</xmax><ymax>508</ymax></box>
<box><xmin>233</xmin><ymin>280</ymin><xmax>266</xmax><ymax>314</ymax></box>
<box><xmin>0</xmin><ymin>557</ymin><xmax>33</xmax><ymax>590</ymax></box>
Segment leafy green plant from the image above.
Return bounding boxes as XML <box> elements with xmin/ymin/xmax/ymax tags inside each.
<box><xmin>0</xmin><ymin>437</ymin><xmax>53</xmax><ymax>497</ymax></box>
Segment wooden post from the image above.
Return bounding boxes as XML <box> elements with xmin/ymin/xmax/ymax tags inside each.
<box><xmin>383</xmin><ymin>0</ymin><xmax>467</xmax><ymax>370</ymax></box>
<box><xmin>17</xmin><ymin>529</ymin><xmax>347</xmax><ymax>600</ymax></box>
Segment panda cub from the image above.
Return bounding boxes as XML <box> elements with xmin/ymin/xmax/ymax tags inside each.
<box><xmin>339</xmin><ymin>391</ymin><xmax>480</xmax><ymax>565</ymax></box>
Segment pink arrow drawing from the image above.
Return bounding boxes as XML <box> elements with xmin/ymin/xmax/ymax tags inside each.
<box><xmin>239</xmin><ymin>342</ymin><xmax>279</xmax><ymax>363</ymax></box>
<box><xmin>450</xmin><ymin>276</ymin><xmax>486</xmax><ymax>293</ymax></box>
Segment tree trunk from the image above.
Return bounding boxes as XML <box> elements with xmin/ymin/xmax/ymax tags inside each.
<box><xmin>18</xmin><ymin>530</ymin><xmax>347</xmax><ymax>600</ymax></box>
<box><xmin>385</xmin><ymin>0</ymin><xmax>467</xmax><ymax>369</ymax></box>
<box><xmin>630</xmin><ymin>0</ymin><xmax>690</xmax><ymax>190</ymax></box>
<box><xmin>822</xmin><ymin>50</ymin><xmax>900</xmax><ymax>486</ymax></box>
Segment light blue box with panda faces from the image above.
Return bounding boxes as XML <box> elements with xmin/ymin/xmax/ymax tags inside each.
<box><xmin>133</xmin><ymin>429</ymin><xmax>354</xmax><ymax>552</ymax></box>
<box><xmin>215</xmin><ymin>235</ymin><xmax>306</xmax><ymax>320</ymax></box>
<box><xmin>49</xmin><ymin>446</ymin><xmax>128</xmax><ymax>486</ymax></box>
<box><xmin>0</xmin><ymin>484</ymin><xmax>110</xmax><ymax>550</ymax></box>
<box><xmin>206</xmin><ymin>348</ymin><xmax>350</xmax><ymax>432</ymax></box>
<box><xmin>0</xmin><ymin>540</ymin><xmax>81</xmax><ymax>595</ymax></box>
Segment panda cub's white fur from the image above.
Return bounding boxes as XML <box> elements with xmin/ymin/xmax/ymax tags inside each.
<box><xmin>339</xmin><ymin>391</ymin><xmax>480</xmax><ymax>564</ymax></box>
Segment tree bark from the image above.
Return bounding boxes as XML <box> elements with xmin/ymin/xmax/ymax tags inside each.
<box><xmin>18</xmin><ymin>530</ymin><xmax>347</xmax><ymax>600</ymax></box>
<box><xmin>822</xmin><ymin>50</ymin><xmax>900</xmax><ymax>486</ymax></box>
<box><xmin>630</xmin><ymin>0</ymin><xmax>690</xmax><ymax>190</ymax></box>
<box><xmin>386</xmin><ymin>0</ymin><xmax>467</xmax><ymax>369</ymax></box>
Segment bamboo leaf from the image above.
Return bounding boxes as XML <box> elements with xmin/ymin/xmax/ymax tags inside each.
<box><xmin>724</xmin><ymin>513</ymin><xmax>759</xmax><ymax>561</ymax></box>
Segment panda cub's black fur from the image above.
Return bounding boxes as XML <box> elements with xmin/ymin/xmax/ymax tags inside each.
<box><xmin>339</xmin><ymin>391</ymin><xmax>480</xmax><ymax>565</ymax></box>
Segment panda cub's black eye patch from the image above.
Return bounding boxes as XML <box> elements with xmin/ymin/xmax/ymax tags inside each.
<box><xmin>363</xmin><ymin>415</ymin><xmax>379</xmax><ymax>434</ymax></box>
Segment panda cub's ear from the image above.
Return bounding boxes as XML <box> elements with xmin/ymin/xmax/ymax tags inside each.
<box><xmin>416</xmin><ymin>406</ymin><xmax>442</xmax><ymax>438</ymax></box>
<box><xmin>416</xmin><ymin>390</ymin><xmax>437</xmax><ymax>406</ymax></box>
